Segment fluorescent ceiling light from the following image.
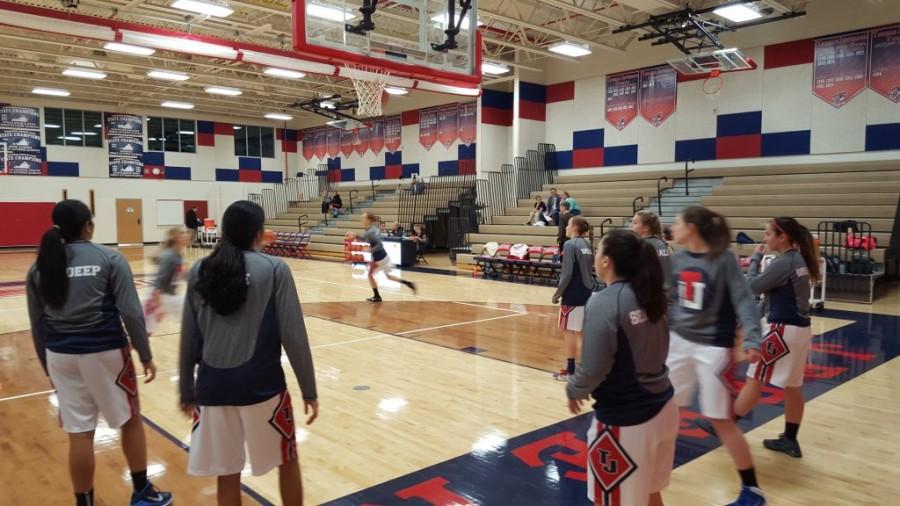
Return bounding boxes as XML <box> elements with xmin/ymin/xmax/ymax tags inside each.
<box><xmin>205</xmin><ymin>86</ymin><xmax>242</xmax><ymax>96</ymax></box>
<box><xmin>319</xmin><ymin>100</ymin><xmax>336</xmax><ymax>109</ymax></box>
<box><xmin>264</xmin><ymin>113</ymin><xmax>293</xmax><ymax>121</ymax></box>
<box><xmin>103</xmin><ymin>42</ymin><xmax>155</xmax><ymax>56</ymax></box>
<box><xmin>120</xmin><ymin>30</ymin><xmax>237</xmax><ymax>59</ymax></box>
<box><xmin>307</xmin><ymin>3</ymin><xmax>355</xmax><ymax>22</ymax></box>
<box><xmin>171</xmin><ymin>0</ymin><xmax>233</xmax><ymax>18</ymax></box>
<box><xmin>45</xmin><ymin>123</ymin><xmax>61</xmax><ymax>129</ymax></box>
<box><xmin>264</xmin><ymin>67</ymin><xmax>306</xmax><ymax>79</ymax></box>
<box><xmin>71</xmin><ymin>131</ymin><xmax>97</xmax><ymax>136</ymax></box>
<box><xmin>147</xmin><ymin>70</ymin><xmax>189</xmax><ymax>81</ymax></box>
<box><xmin>430</xmin><ymin>12</ymin><xmax>483</xmax><ymax>29</ymax></box>
<box><xmin>481</xmin><ymin>61</ymin><xmax>510</xmax><ymax>75</ymax></box>
<box><xmin>548</xmin><ymin>41</ymin><xmax>592</xmax><ymax>57</ymax></box>
<box><xmin>384</xmin><ymin>86</ymin><xmax>408</xmax><ymax>95</ymax></box>
<box><xmin>93</xmin><ymin>124</ymin><xmax>102</xmax><ymax>128</ymax></box>
<box><xmin>33</xmin><ymin>87</ymin><xmax>70</xmax><ymax>97</ymax></box>
<box><xmin>233</xmin><ymin>125</ymin><xmax>242</xmax><ymax>130</ymax></box>
<box><xmin>177</xmin><ymin>130</ymin><xmax>195</xmax><ymax>135</ymax></box>
<box><xmin>63</xmin><ymin>68</ymin><xmax>107</xmax><ymax>79</ymax></box>
<box><xmin>713</xmin><ymin>4</ymin><xmax>763</xmax><ymax>23</ymax></box>
<box><xmin>59</xmin><ymin>136</ymin><xmax>82</xmax><ymax>141</ymax></box>
<box><xmin>161</xmin><ymin>101</ymin><xmax>194</xmax><ymax>109</ymax></box>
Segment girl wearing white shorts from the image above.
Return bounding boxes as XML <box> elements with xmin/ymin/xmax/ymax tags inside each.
<box><xmin>360</xmin><ymin>211</ymin><xmax>416</xmax><ymax>303</ymax></box>
<box><xmin>144</xmin><ymin>226</ymin><xmax>189</xmax><ymax>336</ymax></box>
<box><xmin>667</xmin><ymin>206</ymin><xmax>766</xmax><ymax>506</ymax></box>
<box><xmin>552</xmin><ymin>216</ymin><xmax>595</xmax><ymax>381</ymax></box>
<box><xmin>567</xmin><ymin>229</ymin><xmax>677</xmax><ymax>506</ymax></box>
<box><xmin>179</xmin><ymin>201</ymin><xmax>319</xmax><ymax>505</ymax></box>
<box><xmin>735</xmin><ymin>217</ymin><xmax>820</xmax><ymax>458</ymax></box>
<box><xmin>26</xmin><ymin>200</ymin><xmax>171</xmax><ymax>506</ymax></box>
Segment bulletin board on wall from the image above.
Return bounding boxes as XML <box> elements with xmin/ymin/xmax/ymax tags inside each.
<box><xmin>156</xmin><ymin>199</ymin><xmax>185</xmax><ymax>226</ymax></box>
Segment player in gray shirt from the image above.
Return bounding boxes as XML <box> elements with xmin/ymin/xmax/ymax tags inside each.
<box><xmin>552</xmin><ymin>216</ymin><xmax>595</xmax><ymax>380</ymax></box>
<box><xmin>631</xmin><ymin>210</ymin><xmax>672</xmax><ymax>292</ymax></box>
<box><xmin>179</xmin><ymin>201</ymin><xmax>317</xmax><ymax>505</ymax></box>
<box><xmin>566</xmin><ymin>229</ymin><xmax>677</xmax><ymax>505</ymax></box>
<box><xmin>666</xmin><ymin>206</ymin><xmax>766</xmax><ymax>506</ymax></box>
<box><xmin>26</xmin><ymin>200</ymin><xmax>171</xmax><ymax>506</ymax></box>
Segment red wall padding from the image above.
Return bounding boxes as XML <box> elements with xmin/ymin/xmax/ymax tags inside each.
<box><xmin>0</xmin><ymin>202</ymin><xmax>56</xmax><ymax>247</ymax></box>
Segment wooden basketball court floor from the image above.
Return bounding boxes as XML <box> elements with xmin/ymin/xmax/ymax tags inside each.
<box><xmin>1</xmin><ymin>247</ymin><xmax>899</xmax><ymax>505</ymax></box>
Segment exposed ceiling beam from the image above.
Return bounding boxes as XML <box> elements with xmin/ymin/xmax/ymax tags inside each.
<box><xmin>481</xmin><ymin>34</ymin><xmax>581</xmax><ymax>62</ymax></box>
<box><xmin>536</xmin><ymin>0</ymin><xmax>627</xmax><ymax>26</ymax></box>
<box><xmin>479</xmin><ymin>11</ymin><xmax>627</xmax><ymax>53</ymax></box>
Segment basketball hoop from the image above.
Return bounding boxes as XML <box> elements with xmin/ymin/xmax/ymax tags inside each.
<box><xmin>703</xmin><ymin>69</ymin><xmax>723</xmax><ymax>97</ymax></box>
<box><xmin>341</xmin><ymin>64</ymin><xmax>391</xmax><ymax>118</ymax></box>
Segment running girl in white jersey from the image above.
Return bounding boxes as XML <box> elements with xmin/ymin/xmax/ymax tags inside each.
<box><xmin>26</xmin><ymin>199</ymin><xmax>172</xmax><ymax>506</ymax></box>
<box><xmin>667</xmin><ymin>206</ymin><xmax>766</xmax><ymax>506</ymax></box>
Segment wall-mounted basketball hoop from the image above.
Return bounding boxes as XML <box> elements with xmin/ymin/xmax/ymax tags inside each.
<box><xmin>342</xmin><ymin>64</ymin><xmax>390</xmax><ymax>117</ymax></box>
<box><xmin>703</xmin><ymin>69</ymin><xmax>724</xmax><ymax>96</ymax></box>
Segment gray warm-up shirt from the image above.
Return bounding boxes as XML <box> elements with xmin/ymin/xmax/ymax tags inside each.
<box><xmin>179</xmin><ymin>251</ymin><xmax>317</xmax><ymax>406</ymax></box>
<box><xmin>553</xmin><ymin>236</ymin><xmax>594</xmax><ymax>307</ymax></box>
<box><xmin>154</xmin><ymin>248</ymin><xmax>182</xmax><ymax>295</ymax></box>
<box><xmin>567</xmin><ymin>281</ymin><xmax>673</xmax><ymax>426</ymax></box>
<box><xmin>644</xmin><ymin>236</ymin><xmax>672</xmax><ymax>292</ymax></box>
<box><xmin>361</xmin><ymin>225</ymin><xmax>387</xmax><ymax>262</ymax></box>
<box><xmin>26</xmin><ymin>241</ymin><xmax>151</xmax><ymax>372</ymax></box>
<box><xmin>668</xmin><ymin>250</ymin><xmax>763</xmax><ymax>350</ymax></box>
<box><xmin>746</xmin><ymin>249</ymin><xmax>811</xmax><ymax>327</ymax></box>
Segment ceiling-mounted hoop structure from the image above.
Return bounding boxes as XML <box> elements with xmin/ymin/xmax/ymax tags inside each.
<box><xmin>341</xmin><ymin>63</ymin><xmax>391</xmax><ymax>117</ymax></box>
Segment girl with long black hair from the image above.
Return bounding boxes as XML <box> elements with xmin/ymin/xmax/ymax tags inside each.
<box><xmin>566</xmin><ymin>229</ymin><xmax>677</xmax><ymax>506</ymax></box>
<box><xmin>26</xmin><ymin>199</ymin><xmax>171</xmax><ymax>506</ymax></box>
<box><xmin>179</xmin><ymin>200</ymin><xmax>318</xmax><ymax>505</ymax></box>
<box><xmin>666</xmin><ymin>206</ymin><xmax>766</xmax><ymax>506</ymax></box>
<box><xmin>734</xmin><ymin>217</ymin><xmax>821</xmax><ymax>458</ymax></box>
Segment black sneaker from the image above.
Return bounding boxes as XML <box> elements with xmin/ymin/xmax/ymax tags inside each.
<box><xmin>695</xmin><ymin>418</ymin><xmax>718</xmax><ymax>438</ymax></box>
<box><xmin>763</xmin><ymin>434</ymin><xmax>802</xmax><ymax>458</ymax></box>
<box><xmin>405</xmin><ymin>281</ymin><xmax>417</xmax><ymax>294</ymax></box>
<box><xmin>367</xmin><ymin>295</ymin><xmax>383</xmax><ymax>303</ymax></box>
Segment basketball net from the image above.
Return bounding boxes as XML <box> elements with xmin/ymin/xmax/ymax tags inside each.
<box><xmin>342</xmin><ymin>64</ymin><xmax>391</xmax><ymax>118</ymax></box>
<box><xmin>703</xmin><ymin>69</ymin><xmax>723</xmax><ymax>101</ymax></box>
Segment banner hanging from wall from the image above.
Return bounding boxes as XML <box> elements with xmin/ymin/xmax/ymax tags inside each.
<box><xmin>313</xmin><ymin>128</ymin><xmax>327</xmax><ymax>159</ymax></box>
<box><xmin>813</xmin><ymin>31</ymin><xmax>869</xmax><ymax>108</ymax></box>
<box><xmin>639</xmin><ymin>66</ymin><xmax>678</xmax><ymax>127</ymax></box>
<box><xmin>354</xmin><ymin>125</ymin><xmax>370</xmax><ymax>155</ymax></box>
<box><xmin>458</xmin><ymin>101</ymin><xmax>477</xmax><ymax>145</ymax></box>
<box><xmin>437</xmin><ymin>104</ymin><xmax>459</xmax><ymax>148</ymax></box>
<box><xmin>605</xmin><ymin>71</ymin><xmax>640</xmax><ymax>130</ymax></box>
<box><xmin>0</xmin><ymin>105</ymin><xmax>42</xmax><ymax>175</ymax></box>
<box><xmin>340</xmin><ymin>128</ymin><xmax>355</xmax><ymax>157</ymax></box>
<box><xmin>385</xmin><ymin>115</ymin><xmax>402</xmax><ymax>153</ymax></box>
<box><xmin>869</xmin><ymin>24</ymin><xmax>900</xmax><ymax>103</ymax></box>
<box><xmin>326</xmin><ymin>127</ymin><xmax>341</xmax><ymax>157</ymax></box>
<box><xmin>301</xmin><ymin>129</ymin><xmax>314</xmax><ymax>160</ymax></box>
<box><xmin>369</xmin><ymin>118</ymin><xmax>385</xmax><ymax>154</ymax></box>
<box><xmin>106</xmin><ymin>113</ymin><xmax>143</xmax><ymax>178</ymax></box>
<box><xmin>419</xmin><ymin>107</ymin><xmax>438</xmax><ymax>150</ymax></box>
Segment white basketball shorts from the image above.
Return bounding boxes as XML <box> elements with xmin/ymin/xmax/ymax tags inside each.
<box><xmin>746</xmin><ymin>322</ymin><xmax>812</xmax><ymax>388</ymax></box>
<box><xmin>666</xmin><ymin>331</ymin><xmax>738</xmax><ymax>420</ymax></box>
<box><xmin>47</xmin><ymin>347</ymin><xmax>139</xmax><ymax>433</ymax></box>
<box><xmin>188</xmin><ymin>391</ymin><xmax>297</xmax><ymax>477</ymax></box>
<box><xmin>586</xmin><ymin>399</ymin><xmax>679</xmax><ymax>506</ymax></box>
<box><xmin>368</xmin><ymin>255</ymin><xmax>392</xmax><ymax>277</ymax></box>
<box><xmin>559</xmin><ymin>305</ymin><xmax>585</xmax><ymax>332</ymax></box>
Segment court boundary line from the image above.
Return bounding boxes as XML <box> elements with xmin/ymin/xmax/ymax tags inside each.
<box><xmin>395</xmin><ymin>313</ymin><xmax>526</xmax><ymax>334</ymax></box>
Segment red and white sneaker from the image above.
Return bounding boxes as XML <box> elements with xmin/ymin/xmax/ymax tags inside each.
<box><xmin>553</xmin><ymin>370</ymin><xmax>571</xmax><ymax>381</ymax></box>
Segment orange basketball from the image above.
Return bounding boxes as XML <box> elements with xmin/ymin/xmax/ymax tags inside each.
<box><xmin>345</xmin><ymin>231</ymin><xmax>357</xmax><ymax>241</ymax></box>
<box><xmin>263</xmin><ymin>230</ymin><xmax>276</xmax><ymax>245</ymax></box>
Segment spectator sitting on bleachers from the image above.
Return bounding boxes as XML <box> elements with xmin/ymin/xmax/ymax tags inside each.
<box><xmin>390</xmin><ymin>222</ymin><xmax>405</xmax><ymax>238</ymax></box>
<box><xmin>410</xmin><ymin>174</ymin><xmax>425</xmax><ymax>194</ymax></box>
<box><xmin>546</xmin><ymin>188</ymin><xmax>562</xmax><ymax>225</ymax></box>
<box><xmin>558</xmin><ymin>202</ymin><xmax>573</xmax><ymax>247</ymax></box>
<box><xmin>408</xmin><ymin>223</ymin><xmax>428</xmax><ymax>244</ymax></box>
<box><xmin>330</xmin><ymin>192</ymin><xmax>343</xmax><ymax>217</ymax></box>
<box><xmin>563</xmin><ymin>191</ymin><xmax>581</xmax><ymax>216</ymax></box>
<box><xmin>321</xmin><ymin>192</ymin><xmax>332</xmax><ymax>215</ymax></box>
<box><xmin>525</xmin><ymin>195</ymin><xmax>548</xmax><ymax>226</ymax></box>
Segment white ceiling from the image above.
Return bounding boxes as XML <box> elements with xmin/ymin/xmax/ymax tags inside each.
<box><xmin>0</xmin><ymin>0</ymin><xmax>895</xmax><ymax>126</ymax></box>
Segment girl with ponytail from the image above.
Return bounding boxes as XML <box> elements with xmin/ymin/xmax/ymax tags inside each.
<box><xmin>145</xmin><ymin>226</ymin><xmax>190</xmax><ymax>335</ymax></box>
<box><xmin>631</xmin><ymin>210</ymin><xmax>672</xmax><ymax>291</ymax></box>
<box><xmin>179</xmin><ymin>201</ymin><xmax>318</xmax><ymax>505</ymax></box>
<box><xmin>26</xmin><ymin>200</ymin><xmax>171</xmax><ymax>506</ymax></box>
<box><xmin>566</xmin><ymin>229</ymin><xmax>676</xmax><ymax>506</ymax></box>
<box><xmin>667</xmin><ymin>206</ymin><xmax>767</xmax><ymax>505</ymax></box>
<box><xmin>552</xmin><ymin>216</ymin><xmax>594</xmax><ymax>381</ymax></box>
<box><xmin>729</xmin><ymin>217</ymin><xmax>820</xmax><ymax>459</ymax></box>
<box><xmin>359</xmin><ymin>211</ymin><xmax>416</xmax><ymax>302</ymax></box>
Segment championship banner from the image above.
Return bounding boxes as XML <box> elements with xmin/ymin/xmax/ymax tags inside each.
<box><xmin>869</xmin><ymin>24</ymin><xmax>900</xmax><ymax>103</ymax></box>
<box><xmin>385</xmin><ymin>115</ymin><xmax>402</xmax><ymax>153</ymax></box>
<box><xmin>369</xmin><ymin>118</ymin><xmax>385</xmax><ymax>154</ymax></box>
<box><xmin>313</xmin><ymin>128</ymin><xmax>327</xmax><ymax>159</ymax></box>
<box><xmin>301</xmin><ymin>129</ymin><xmax>314</xmax><ymax>160</ymax></box>
<box><xmin>458</xmin><ymin>101</ymin><xmax>477</xmax><ymax>145</ymax></box>
<box><xmin>419</xmin><ymin>107</ymin><xmax>438</xmax><ymax>150</ymax></box>
<box><xmin>437</xmin><ymin>104</ymin><xmax>459</xmax><ymax>148</ymax></box>
<box><xmin>0</xmin><ymin>105</ymin><xmax>39</xmax><ymax>130</ymax></box>
<box><xmin>814</xmin><ymin>31</ymin><xmax>869</xmax><ymax>108</ymax></box>
<box><xmin>605</xmin><ymin>71</ymin><xmax>639</xmax><ymax>130</ymax></box>
<box><xmin>340</xmin><ymin>128</ymin><xmax>355</xmax><ymax>157</ymax></box>
<box><xmin>107</xmin><ymin>114</ymin><xmax>143</xmax><ymax>178</ymax></box>
<box><xmin>354</xmin><ymin>125</ymin><xmax>370</xmax><ymax>156</ymax></box>
<box><xmin>326</xmin><ymin>127</ymin><xmax>341</xmax><ymax>158</ymax></box>
<box><xmin>639</xmin><ymin>66</ymin><xmax>678</xmax><ymax>127</ymax></box>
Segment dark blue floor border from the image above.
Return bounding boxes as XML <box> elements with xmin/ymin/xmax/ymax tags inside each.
<box><xmin>140</xmin><ymin>415</ymin><xmax>275</xmax><ymax>505</ymax></box>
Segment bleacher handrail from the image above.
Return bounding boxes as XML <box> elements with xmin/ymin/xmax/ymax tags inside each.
<box><xmin>656</xmin><ymin>176</ymin><xmax>669</xmax><ymax>215</ymax></box>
